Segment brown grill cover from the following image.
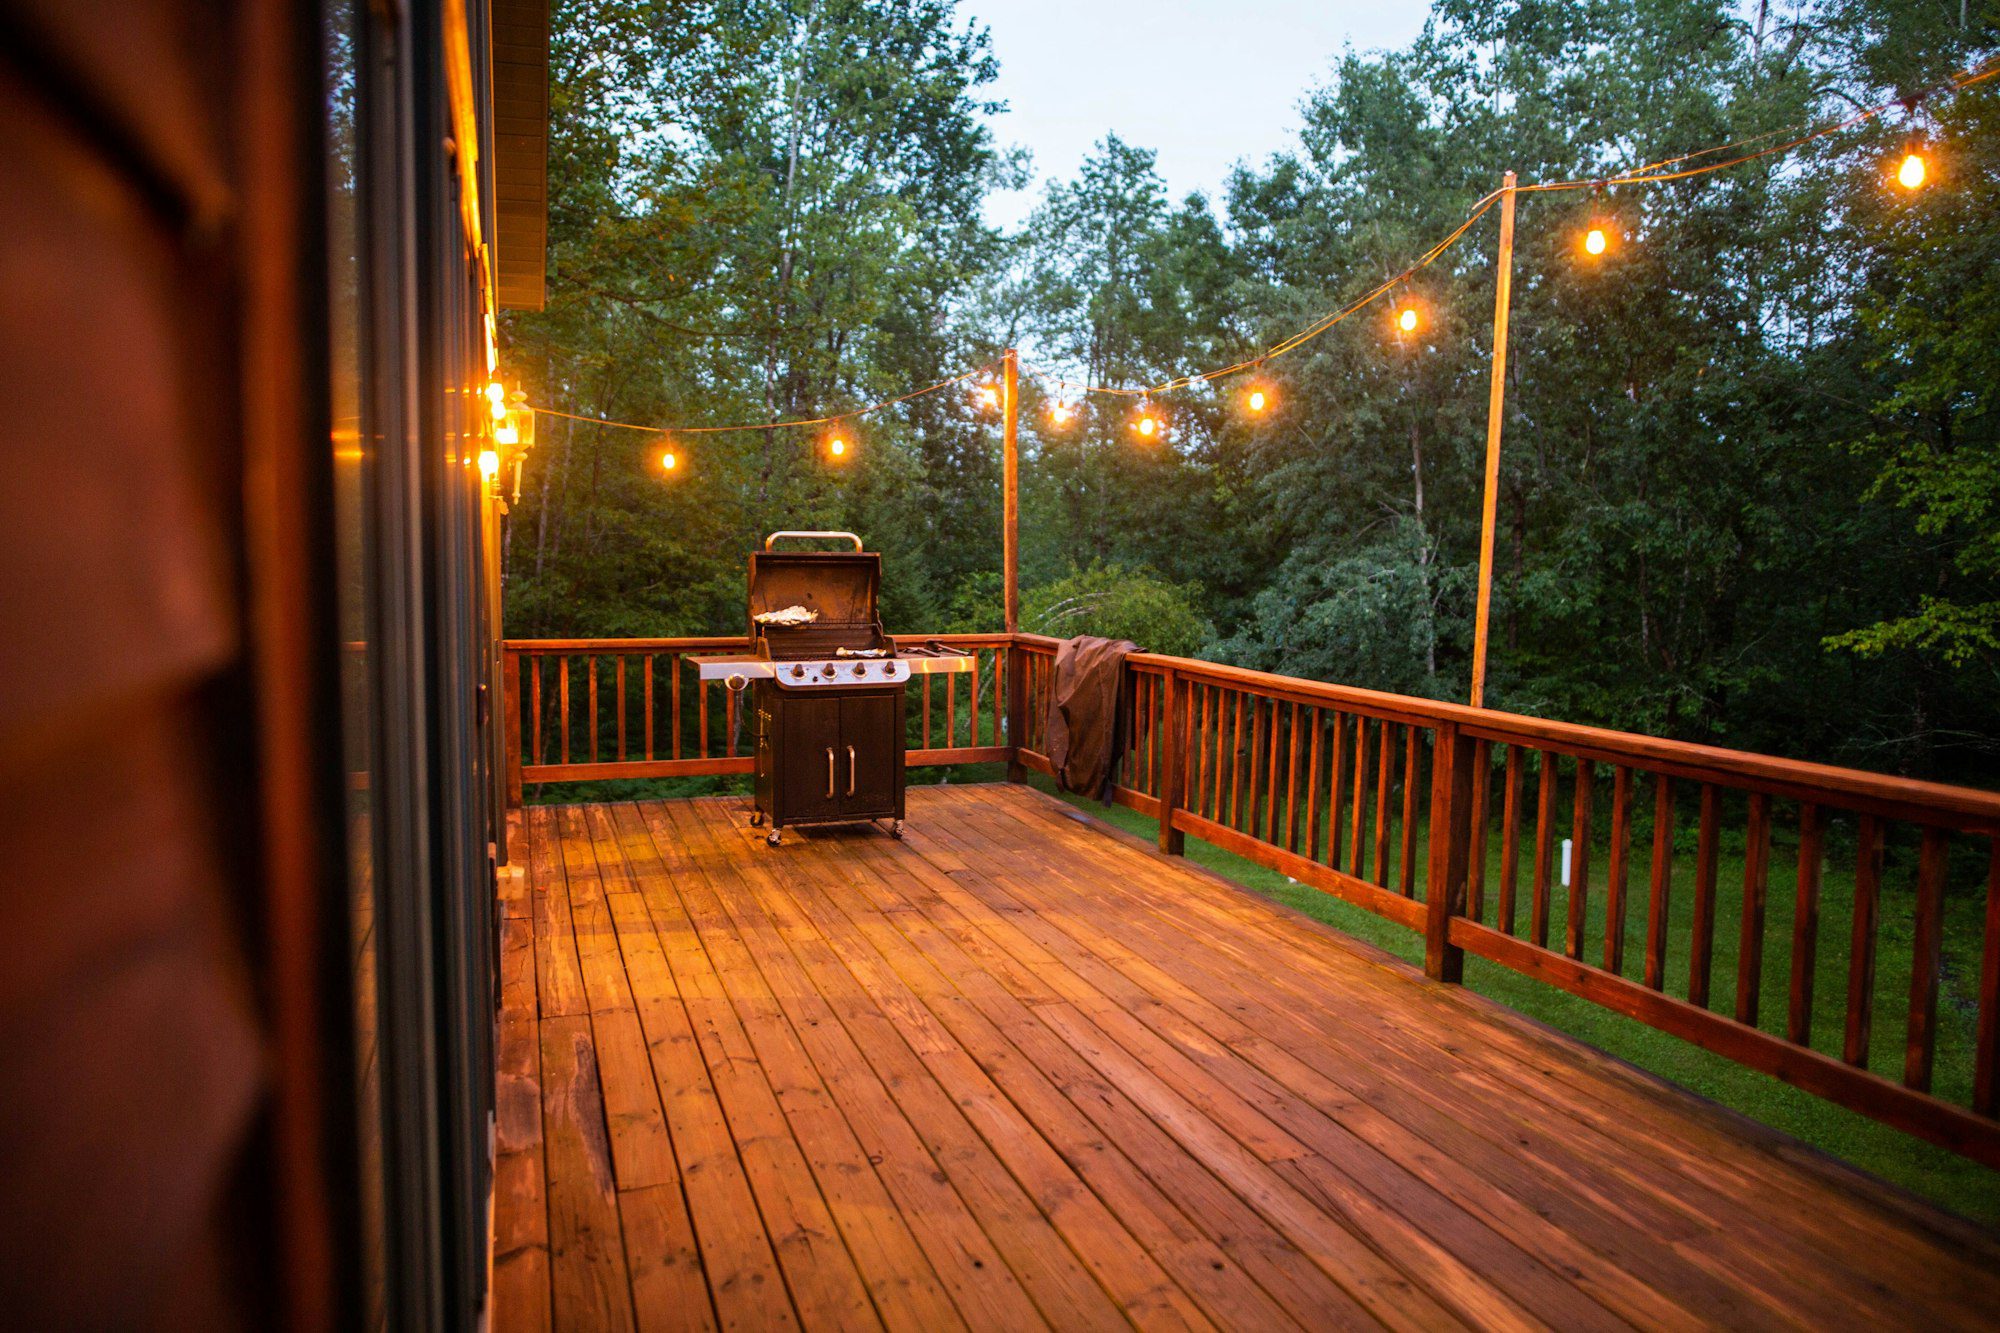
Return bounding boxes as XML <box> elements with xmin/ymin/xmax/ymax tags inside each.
<box><xmin>1044</xmin><ymin>635</ymin><xmax>1138</xmax><ymax>799</ymax></box>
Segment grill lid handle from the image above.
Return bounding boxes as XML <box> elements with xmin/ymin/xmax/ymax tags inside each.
<box><xmin>764</xmin><ymin>530</ymin><xmax>864</xmax><ymax>551</ymax></box>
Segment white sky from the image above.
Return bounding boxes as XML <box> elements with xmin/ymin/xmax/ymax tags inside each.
<box><xmin>972</xmin><ymin>1</ymin><xmax>1433</xmax><ymax>231</ymax></box>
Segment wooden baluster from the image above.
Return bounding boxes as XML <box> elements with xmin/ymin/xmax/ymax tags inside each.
<box><xmin>559</xmin><ymin>657</ymin><xmax>571</xmax><ymax>765</ymax></box>
<box><xmin>699</xmin><ymin>676</ymin><xmax>709</xmax><ymax>759</ymax></box>
<box><xmin>1735</xmin><ymin>793</ymin><xmax>1771</xmax><ymax>1025</ymax></box>
<box><xmin>616</xmin><ymin>657</ymin><xmax>627</xmax><ymax>761</ymax></box>
<box><xmin>1399</xmin><ymin>726</ymin><xmax>1419</xmax><ymax>897</ymax></box>
<box><xmin>1906</xmin><ymin>827</ymin><xmax>1949</xmax><ymax>1091</ymax></box>
<box><xmin>504</xmin><ymin>650</ymin><xmax>523</xmax><ymax>808</ymax></box>
<box><xmin>1229</xmin><ymin>692</ymin><xmax>1245</xmax><ymax>829</ymax></box>
<box><xmin>946</xmin><ymin>666</ymin><xmax>958</xmax><ymax>751</ymax></box>
<box><xmin>644</xmin><ymin>656</ymin><xmax>654</xmax><ymax>761</ymax></box>
<box><xmin>970</xmin><ymin>652</ymin><xmax>981</xmax><ymax>746</ymax></box>
<box><xmin>1644</xmin><ymin>773</ymin><xmax>1674</xmax><ymax>990</ymax></box>
<box><xmin>1348</xmin><ymin>718</ymin><xmax>1369</xmax><ymax>880</ymax></box>
<box><xmin>1193</xmin><ymin>685</ymin><xmax>1208</xmax><ymax>816</ymax></box>
<box><xmin>1325</xmin><ymin>712</ymin><xmax>1346</xmax><ymax>870</ymax></box>
<box><xmin>671</xmin><ymin>653</ymin><xmax>683</xmax><ymax>760</ymax></box>
<box><xmin>1975</xmin><ymin>839</ymin><xmax>2000</xmax><ymax>1115</ymax></box>
<box><xmin>1153</xmin><ymin>676</ymin><xmax>1165</xmax><ymax>795</ymax></box>
<box><xmin>1531</xmin><ymin>751</ymin><xmax>1558</xmax><ymax>948</ymax></box>
<box><xmin>1843</xmin><ymin>816</ymin><xmax>1883</xmax><ymax>1067</ymax></box>
<box><xmin>922</xmin><ymin>674</ymin><xmax>933</xmax><ymax>749</ymax></box>
<box><xmin>531</xmin><ymin>655</ymin><xmax>543</xmax><ymax>766</ymax></box>
<box><xmin>726</xmin><ymin>682</ymin><xmax>738</xmax><ymax>758</ymax></box>
<box><xmin>1467</xmin><ymin>741</ymin><xmax>1490</xmax><ymax>923</ymax></box>
<box><xmin>1373</xmin><ymin>722</ymin><xmax>1393</xmax><ymax>885</ymax></box>
<box><xmin>1603</xmin><ymin>766</ymin><xmax>1632</xmax><ymax>975</ymax></box>
<box><xmin>1498</xmin><ymin>746</ymin><xmax>1523</xmax><ymax>936</ymax></box>
<box><xmin>1264</xmin><ymin>700</ymin><xmax>1282</xmax><ymax>842</ymax></box>
<box><xmin>1303</xmin><ymin>707</ymin><xmax>1321</xmax><ymax>858</ymax></box>
<box><xmin>1283</xmin><ymin>702</ymin><xmax>1301</xmax><ymax>852</ymax></box>
<box><xmin>1566</xmin><ymin>759</ymin><xmax>1594</xmax><ymax>961</ymax></box>
<box><xmin>1247</xmin><ymin>698</ymin><xmax>1264</xmax><ymax>837</ymax></box>
<box><xmin>1788</xmin><ymin>803</ymin><xmax>1823</xmax><ymax>1045</ymax></box>
<box><xmin>1689</xmin><ymin>784</ymin><xmax>1721</xmax><ymax>1009</ymax></box>
<box><xmin>588</xmin><ymin>655</ymin><xmax>599</xmax><ymax>763</ymax></box>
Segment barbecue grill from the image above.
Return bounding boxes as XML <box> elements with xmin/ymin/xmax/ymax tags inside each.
<box><xmin>692</xmin><ymin>531</ymin><xmax>973</xmax><ymax>844</ymax></box>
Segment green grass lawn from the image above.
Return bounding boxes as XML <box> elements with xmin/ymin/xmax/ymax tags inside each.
<box><xmin>529</xmin><ymin>764</ymin><xmax>1999</xmax><ymax>1228</ymax></box>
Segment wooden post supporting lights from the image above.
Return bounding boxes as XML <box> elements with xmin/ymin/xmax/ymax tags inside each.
<box><xmin>1002</xmin><ymin>348</ymin><xmax>1027</xmax><ymax>782</ymax></box>
<box><xmin>1470</xmin><ymin>171</ymin><xmax>1517</xmax><ymax>709</ymax></box>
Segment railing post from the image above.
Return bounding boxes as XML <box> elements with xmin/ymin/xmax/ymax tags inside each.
<box><xmin>1157</xmin><ymin>667</ymin><xmax>1185</xmax><ymax>855</ymax></box>
<box><xmin>1425</xmin><ymin>721</ymin><xmax>1475</xmax><ymax>983</ymax></box>
<box><xmin>504</xmin><ymin>645</ymin><xmax>523</xmax><ymax>810</ymax></box>
<box><xmin>1005</xmin><ymin>636</ymin><xmax>1027</xmax><ymax>783</ymax></box>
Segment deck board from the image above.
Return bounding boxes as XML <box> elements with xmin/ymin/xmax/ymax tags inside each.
<box><xmin>495</xmin><ymin>786</ymin><xmax>2000</xmax><ymax>1332</ymax></box>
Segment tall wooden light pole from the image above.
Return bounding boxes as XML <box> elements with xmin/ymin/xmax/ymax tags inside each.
<box><xmin>1470</xmin><ymin>172</ymin><xmax>1517</xmax><ymax>709</ymax></box>
<box><xmin>1002</xmin><ymin>347</ymin><xmax>1020</xmax><ymax>633</ymax></box>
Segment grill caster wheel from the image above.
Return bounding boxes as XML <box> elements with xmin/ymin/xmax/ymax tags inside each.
<box><xmin>889</xmin><ymin>820</ymin><xmax>905</xmax><ymax>840</ymax></box>
<box><xmin>749</xmin><ymin>810</ymin><xmax>765</xmax><ymax>827</ymax></box>
<box><xmin>766</xmin><ymin>829</ymin><xmax>782</xmax><ymax>847</ymax></box>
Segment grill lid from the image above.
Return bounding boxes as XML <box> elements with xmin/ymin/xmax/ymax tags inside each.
<box><xmin>748</xmin><ymin>531</ymin><xmax>881</xmax><ymax>648</ymax></box>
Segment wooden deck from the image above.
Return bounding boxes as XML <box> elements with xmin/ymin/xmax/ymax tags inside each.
<box><xmin>493</xmin><ymin>784</ymin><xmax>2000</xmax><ymax>1332</ymax></box>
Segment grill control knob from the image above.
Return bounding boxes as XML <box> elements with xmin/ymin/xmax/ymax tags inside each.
<box><xmin>789</xmin><ymin>664</ymin><xmax>805</xmax><ymax>679</ymax></box>
<box><xmin>821</xmin><ymin>663</ymin><xmax>836</xmax><ymax>678</ymax></box>
<box><xmin>852</xmin><ymin>663</ymin><xmax>867</xmax><ymax>677</ymax></box>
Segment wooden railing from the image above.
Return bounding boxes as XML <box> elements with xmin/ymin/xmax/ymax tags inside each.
<box><xmin>1011</xmin><ymin>633</ymin><xmax>2000</xmax><ymax>1169</ymax></box>
<box><xmin>504</xmin><ymin>631</ymin><xmax>2000</xmax><ymax>1167</ymax></box>
<box><xmin>501</xmin><ymin>634</ymin><xmax>1013</xmax><ymax>798</ymax></box>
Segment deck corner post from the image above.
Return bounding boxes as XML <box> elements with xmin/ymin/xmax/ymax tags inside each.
<box><xmin>1004</xmin><ymin>635</ymin><xmax>1027</xmax><ymax>783</ymax></box>
<box><xmin>1425</xmin><ymin>721</ymin><xmax>1476</xmax><ymax>983</ymax></box>
<box><xmin>504</xmin><ymin>644</ymin><xmax>523</xmax><ymax>809</ymax></box>
<box><xmin>1158</xmin><ymin>666</ymin><xmax>1186</xmax><ymax>855</ymax></box>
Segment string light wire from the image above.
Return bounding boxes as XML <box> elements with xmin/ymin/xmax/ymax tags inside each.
<box><xmin>1055</xmin><ymin>51</ymin><xmax>2000</xmax><ymax>402</ymax></box>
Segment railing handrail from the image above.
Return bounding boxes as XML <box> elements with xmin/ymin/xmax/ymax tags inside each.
<box><xmin>1016</xmin><ymin>637</ymin><xmax>2000</xmax><ymax>833</ymax></box>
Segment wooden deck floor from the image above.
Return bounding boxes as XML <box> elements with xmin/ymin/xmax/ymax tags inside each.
<box><xmin>493</xmin><ymin>784</ymin><xmax>2000</xmax><ymax>1332</ymax></box>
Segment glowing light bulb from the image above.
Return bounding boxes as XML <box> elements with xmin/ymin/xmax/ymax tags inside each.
<box><xmin>661</xmin><ymin>450</ymin><xmax>678</xmax><ymax>471</ymax></box>
<box><xmin>1398</xmin><ymin>307</ymin><xmax>1419</xmax><ymax>333</ymax></box>
<box><xmin>1049</xmin><ymin>401</ymin><xmax>1073</xmax><ymax>425</ymax></box>
<box><xmin>477</xmin><ymin>448</ymin><xmax>500</xmax><ymax>479</ymax></box>
<box><xmin>486</xmin><ymin>380</ymin><xmax>507</xmax><ymax>422</ymax></box>
<box><xmin>1897</xmin><ymin>152</ymin><xmax>1927</xmax><ymax>190</ymax></box>
<box><xmin>1247</xmin><ymin>389</ymin><xmax>1267</xmax><ymax>412</ymax></box>
<box><xmin>495</xmin><ymin>422</ymin><xmax>519</xmax><ymax>446</ymax></box>
<box><xmin>977</xmin><ymin>385</ymin><xmax>1000</xmax><ymax>410</ymax></box>
<box><xmin>1584</xmin><ymin>227</ymin><xmax>1607</xmax><ymax>256</ymax></box>
<box><xmin>1135</xmin><ymin>414</ymin><xmax>1158</xmax><ymax>437</ymax></box>
<box><xmin>829</xmin><ymin>437</ymin><xmax>848</xmax><ymax>458</ymax></box>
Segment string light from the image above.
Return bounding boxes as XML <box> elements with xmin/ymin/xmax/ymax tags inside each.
<box><xmin>1897</xmin><ymin>150</ymin><xmax>1927</xmax><ymax>189</ymax></box>
<box><xmin>1049</xmin><ymin>399</ymin><xmax>1074</xmax><ymax>426</ymax></box>
<box><xmin>661</xmin><ymin>448</ymin><xmax>679</xmax><ymax>472</ymax></box>
<box><xmin>486</xmin><ymin>380</ymin><xmax>508</xmax><ymax>422</ymax></box>
<box><xmin>1132</xmin><ymin>403</ymin><xmax>1160</xmax><ymax>437</ymax></box>
<box><xmin>1583</xmin><ymin>226</ymin><xmax>1608</xmax><ymax>256</ymax></box>
<box><xmin>1397</xmin><ymin>306</ymin><xmax>1420</xmax><ymax>334</ymax></box>
<box><xmin>477</xmin><ymin>448</ymin><xmax>500</xmax><ymax>479</ymax></box>
<box><xmin>976</xmin><ymin>384</ymin><xmax>1001</xmax><ymax>410</ymax></box>
<box><xmin>827</xmin><ymin>433</ymin><xmax>850</xmax><ymax>459</ymax></box>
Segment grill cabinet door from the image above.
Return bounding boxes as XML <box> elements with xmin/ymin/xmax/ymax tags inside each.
<box><xmin>776</xmin><ymin>694</ymin><xmax>842</xmax><ymax>822</ymax></box>
<box><xmin>839</xmin><ymin>692</ymin><xmax>901</xmax><ymax>817</ymax></box>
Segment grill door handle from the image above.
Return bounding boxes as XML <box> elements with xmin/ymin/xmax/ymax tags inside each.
<box><xmin>847</xmin><ymin>745</ymin><xmax>857</xmax><ymax>797</ymax></box>
<box><xmin>826</xmin><ymin>747</ymin><xmax>836</xmax><ymax>799</ymax></box>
